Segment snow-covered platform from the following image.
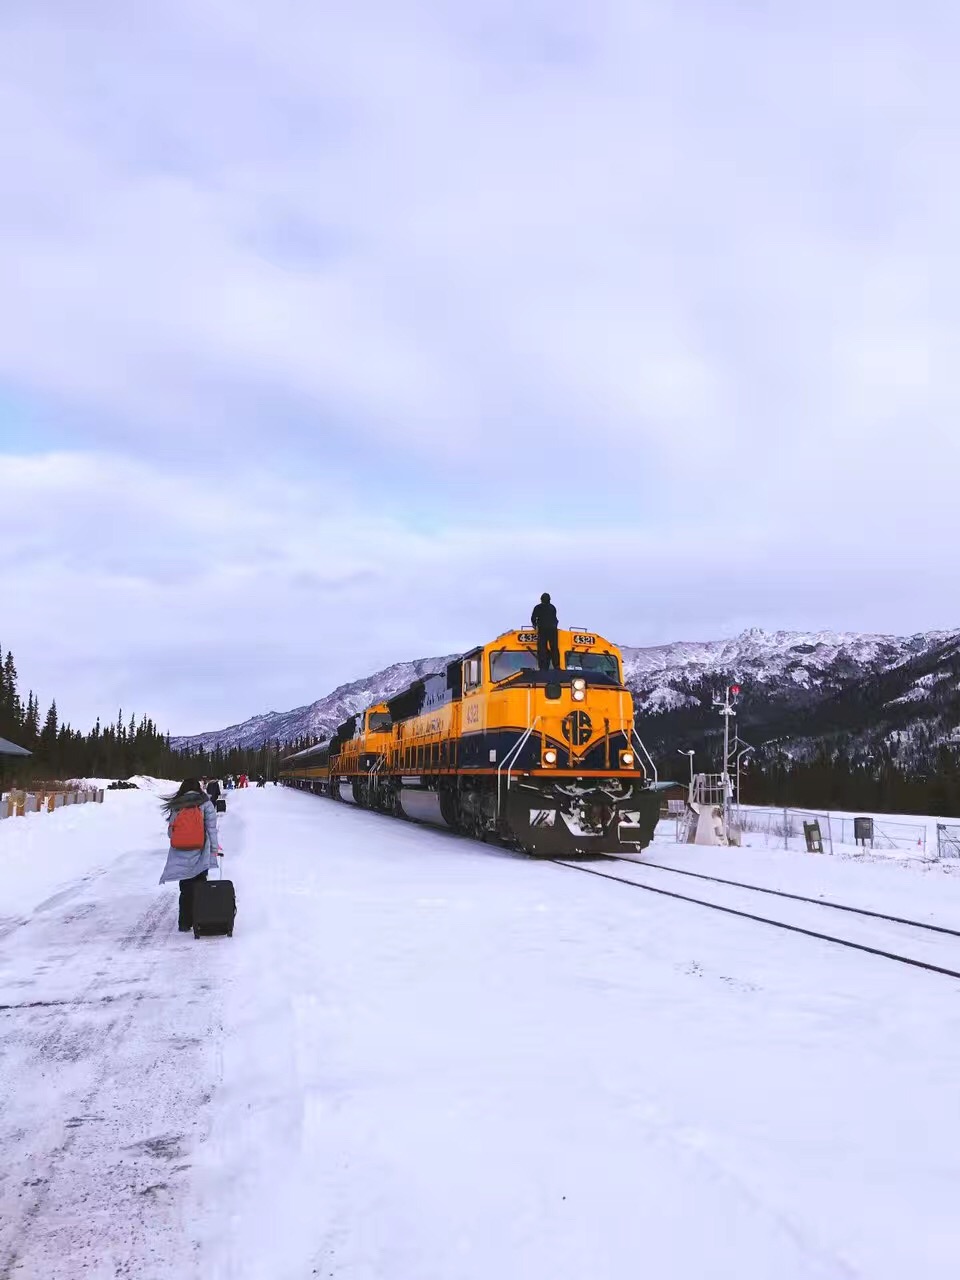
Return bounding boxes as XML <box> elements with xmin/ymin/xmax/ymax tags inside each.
<box><xmin>2</xmin><ymin>785</ymin><xmax>960</xmax><ymax>1278</ymax></box>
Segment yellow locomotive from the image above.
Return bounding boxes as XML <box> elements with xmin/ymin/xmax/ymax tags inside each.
<box><xmin>279</xmin><ymin>627</ymin><xmax>666</xmax><ymax>855</ymax></box>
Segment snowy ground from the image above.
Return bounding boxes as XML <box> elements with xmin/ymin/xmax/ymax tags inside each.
<box><xmin>3</xmin><ymin>787</ymin><xmax>960</xmax><ymax>1279</ymax></box>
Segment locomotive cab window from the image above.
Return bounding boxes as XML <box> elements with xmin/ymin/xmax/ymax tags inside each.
<box><xmin>464</xmin><ymin>656</ymin><xmax>482</xmax><ymax>689</ymax></box>
<box><xmin>367</xmin><ymin>711</ymin><xmax>392</xmax><ymax>732</ymax></box>
<box><xmin>490</xmin><ymin>649</ymin><xmax>539</xmax><ymax>683</ymax></box>
<box><xmin>564</xmin><ymin>652</ymin><xmax>621</xmax><ymax>681</ymax></box>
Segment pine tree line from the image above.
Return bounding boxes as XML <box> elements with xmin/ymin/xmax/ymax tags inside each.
<box><xmin>651</xmin><ymin>728</ymin><xmax>960</xmax><ymax>818</ymax></box>
<box><xmin>0</xmin><ymin>643</ymin><xmax>285</xmax><ymax>785</ymax></box>
<box><xmin>737</xmin><ymin>742</ymin><xmax>960</xmax><ymax>818</ymax></box>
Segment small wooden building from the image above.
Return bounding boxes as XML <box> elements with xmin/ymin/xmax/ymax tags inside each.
<box><xmin>0</xmin><ymin>735</ymin><xmax>32</xmax><ymax>790</ymax></box>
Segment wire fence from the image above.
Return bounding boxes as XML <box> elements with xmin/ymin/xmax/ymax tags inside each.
<box><xmin>936</xmin><ymin>824</ymin><xmax>960</xmax><ymax>860</ymax></box>
<box><xmin>722</xmin><ymin>806</ymin><xmax>932</xmax><ymax>860</ymax></box>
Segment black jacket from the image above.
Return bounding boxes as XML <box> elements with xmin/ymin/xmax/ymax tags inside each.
<box><xmin>206</xmin><ymin>779</ymin><xmax>221</xmax><ymax>801</ymax></box>
<box><xmin>531</xmin><ymin>601</ymin><xmax>558</xmax><ymax>631</ymax></box>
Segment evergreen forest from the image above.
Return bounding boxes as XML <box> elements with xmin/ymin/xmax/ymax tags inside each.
<box><xmin>0</xmin><ymin>645</ymin><xmax>292</xmax><ymax>787</ymax></box>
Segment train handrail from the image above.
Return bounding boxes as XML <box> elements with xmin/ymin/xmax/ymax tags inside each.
<box><xmin>497</xmin><ymin>716</ymin><xmax>541</xmax><ymax>818</ymax></box>
<box><xmin>632</xmin><ymin>729</ymin><xmax>658</xmax><ymax>784</ymax></box>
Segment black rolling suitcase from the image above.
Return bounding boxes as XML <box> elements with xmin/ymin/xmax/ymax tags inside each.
<box><xmin>193</xmin><ymin>862</ymin><xmax>236</xmax><ymax>938</ymax></box>
<box><xmin>215</xmin><ymin>797</ymin><xmax>226</xmax><ymax>813</ymax></box>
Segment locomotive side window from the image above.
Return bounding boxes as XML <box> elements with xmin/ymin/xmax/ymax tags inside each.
<box><xmin>367</xmin><ymin>711</ymin><xmax>392</xmax><ymax>732</ymax></box>
<box><xmin>464</xmin><ymin>656</ymin><xmax>482</xmax><ymax>689</ymax></box>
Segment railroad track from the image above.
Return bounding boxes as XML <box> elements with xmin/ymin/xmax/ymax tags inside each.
<box><xmin>290</xmin><ymin>788</ymin><xmax>960</xmax><ymax>980</ymax></box>
<box><xmin>550</xmin><ymin>855</ymin><xmax>960</xmax><ymax>982</ymax></box>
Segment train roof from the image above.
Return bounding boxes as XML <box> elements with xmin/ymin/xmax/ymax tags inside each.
<box><xmin>280</xmin><ymin>741</ymin><xmax>328</xmax><ymax>763</ymax></box>
<box><xmin>286</xmin><ymin>627</ymin><xmax>617</xmax><ymax>744</ymax></box>
<box><xmin>489</xmin><ymin>626</ymin><xmax>618</xmax><ymax>647</ymax></box>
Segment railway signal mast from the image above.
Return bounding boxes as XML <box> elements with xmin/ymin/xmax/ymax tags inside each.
<box><xmin>713</xmin><ymin>682</ymin><xmax>742</xmax><ymax>830</ymax></box>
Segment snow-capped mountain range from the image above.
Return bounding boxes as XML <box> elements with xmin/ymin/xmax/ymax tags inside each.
<box><xmin>172</xmin><ymin>626</ymin><xmax>960</xmax><ymax>764</ymax></box>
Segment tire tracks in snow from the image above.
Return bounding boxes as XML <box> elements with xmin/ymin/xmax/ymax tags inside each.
<box><xmin>0</xmin><ymin>855</ymin><xmax>224</xmax><ymax>1278</ymax></box>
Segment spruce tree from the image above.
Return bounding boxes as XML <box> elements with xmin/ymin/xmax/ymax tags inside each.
<box><xmin>1</xmin><ymin>651</ymin><xmax>21</xmax><ymax>737</ymax></box>
<box><xmin>39</xmin><ymin>700</ymin><xmax>59</xmax><ymax>759</ymax></box>
<box><xmin>22</xmin><ymin>691</ymin><xmax>40</xmax><ymax>746</ymax></box>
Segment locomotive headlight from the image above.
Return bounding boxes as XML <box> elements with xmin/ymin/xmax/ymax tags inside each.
<box><xmin>544</xmin><ymin>749</ymin><xmax>557</xmax><ymax>765</ymax></box>
<box><xmin>573</xmin><ymin>678</ymin><xmax>586</xmax><ymax>691</ymax></box>
<box><xmin>572</xmin><ymin>689</ymin><xmax>586</xmax><ymax>701</ymax></box>
<box><xmin>620</xmin><ymin>751</ymin><xmax>635</xmax><ymax>767</ymax></box>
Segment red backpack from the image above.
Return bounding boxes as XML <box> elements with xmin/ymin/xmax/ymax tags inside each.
<box><xmin>170</xmin><ymin>805</ymin><xmax>205</xmax><ymax>851</ymax></box>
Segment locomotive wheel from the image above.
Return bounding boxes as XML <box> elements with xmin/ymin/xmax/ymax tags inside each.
<box><xmin>438</xmin><ymin>787</ymin><xmax>460</xmax><ymax>830</ymax></box>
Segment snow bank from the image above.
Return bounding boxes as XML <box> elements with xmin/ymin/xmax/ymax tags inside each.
<box><xmin>0</xmin><ymin>787</ymin><xmax>167</xmax><ymax>919</ymax></box>
<box><xmin>67</xmin><ymin>775</ymin><xmax>179</xmax><ymax>793</ymax></box>
<box><xmin>4</xmin><ymin>787</ymin><xmax>960</xmax><ymax>1278</ymax></box>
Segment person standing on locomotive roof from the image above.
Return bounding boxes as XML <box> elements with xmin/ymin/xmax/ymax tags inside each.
<box><xmin>531</xmin><ymin>592</ymin><xmax>560</xmax><ymax>670</ymax></box>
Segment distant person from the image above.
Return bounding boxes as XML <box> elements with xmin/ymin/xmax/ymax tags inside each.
<box><xmin>206</xmin><ymin>777</ymin><xmax>221</xmax><ymax>803</ymax></box>
<box><xmin>273</xmin><ymin>775</ymin><xmax>278</xmax><ymax>786</ymax></box>
<box><xmin>158</xmin><ymin>778</ymin><xmax>221</xmax><ymax>933</ymax></box>
<box><xmin>256</xmin><ymin>774</ymin><xmax>265</xmax><ymax>788</ymax></box>
<box><xmin>531</xmin><ymin>592</ymin><xmax>560</xmax><ymax>670</ymax></box>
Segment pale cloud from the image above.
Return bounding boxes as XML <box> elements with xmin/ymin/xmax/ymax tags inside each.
<box><xmin>1</xmin><ymin>3</ymin><xmax>958</xmax><ymax>731</ymax></box>
<box><xmin>2</xmin><ymin>451</ymin><xmax>953</xmax><ymax>733</ymax></box>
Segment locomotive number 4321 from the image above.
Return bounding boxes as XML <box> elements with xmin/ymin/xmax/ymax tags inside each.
<box><xmin>572</xmin><ymin>633</ymin><xmax>596</xmax><ymax>645</ymax></box>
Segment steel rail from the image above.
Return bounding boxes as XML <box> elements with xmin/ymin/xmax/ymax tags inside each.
<box><xmin>550</xmin><ymin>859</ymin><xmax>960</xmax><ymax>982</ymax></box>
<box><xmin>615</xmin><ymin>858</ymin><xmax>960</xmax><ymax>939</ymax></box>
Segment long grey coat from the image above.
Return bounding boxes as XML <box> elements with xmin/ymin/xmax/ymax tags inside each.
<box><xmin>159</xmin><ymin>792</ymin><xmax>220</xmax><ymax>884</ymax></box>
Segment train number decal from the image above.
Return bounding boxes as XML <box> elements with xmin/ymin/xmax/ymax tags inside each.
<box><xmin>572</xmin><ymin>633</ymin><xmax>596</xmax><ymax>646</ymax></box>
<box><xmin>517</xmin><ymin>631</ymin><xmax>537</xmax><ymax>644</ymax></box>
<box><xmin>465</xmin><ymin>702</ymin><xmax>481</xmax><ymax>725</ymax></box>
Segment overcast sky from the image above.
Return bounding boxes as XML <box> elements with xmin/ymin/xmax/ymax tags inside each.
<box><xmin>2</xmin><ymin>1</ymin><xmax>958</xmax><ymax>735</ymax></box>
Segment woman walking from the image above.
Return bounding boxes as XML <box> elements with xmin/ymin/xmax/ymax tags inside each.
<box><xmin>159</xmin><ymin>778</ymin><xmax>221</xmax><ymax>932</ymax></box>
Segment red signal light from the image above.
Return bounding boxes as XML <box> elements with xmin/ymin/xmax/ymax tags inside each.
<box><xmin>730</xmin><ymin>684</ymin><xmax>741</xmax><ymax>696</ymax></box>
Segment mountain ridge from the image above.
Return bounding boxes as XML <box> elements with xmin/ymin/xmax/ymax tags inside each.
<box><xmin>172</xmin><ymin>626</ymin><xmax>960</xmax><ymax>765</ymax></box>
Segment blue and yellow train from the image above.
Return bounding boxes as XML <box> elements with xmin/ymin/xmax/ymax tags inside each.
<box><xmin>279</xmin><ymin>626</ymin><xmax>667</xmax><ymax>855</ymax></box>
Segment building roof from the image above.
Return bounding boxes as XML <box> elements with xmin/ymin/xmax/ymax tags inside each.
<box><xmin>0</xmin><ymin>736</ymin><xmax>32</xmax><ymax>757</ymax></box>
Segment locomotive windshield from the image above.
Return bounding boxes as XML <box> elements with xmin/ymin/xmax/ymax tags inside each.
<box><xmin>490</xmin><ymin>649</ymin><xmax>539</xmax><ymax>682</ymax></box>
<box><xmin>367</xmin><ymin>711</ymin><xmax>392</xmax><ymax>732</ymax></box>
<box><xmin>565</xmin><ymin>651</ymin><xmax>621</xmax><ymax>681</ymax></box>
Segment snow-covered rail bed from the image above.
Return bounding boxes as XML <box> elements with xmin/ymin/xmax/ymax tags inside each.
<box><xmin>4</xmin><ymin>785</ymin><xmax>960</xmax><ymax>1278</ymax></box>
<box><xmin>555</xmin><ymin>856</ymin><xmax>960</xmax><ymax>980</ymax></box>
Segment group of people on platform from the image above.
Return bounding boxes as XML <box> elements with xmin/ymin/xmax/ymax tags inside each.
<box><xmin>194</xmin><ymin>772</ymin><xmax>276</xmax><ymax>791</ymax></box>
